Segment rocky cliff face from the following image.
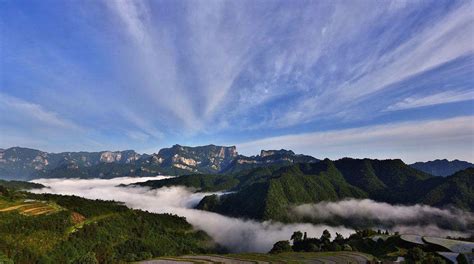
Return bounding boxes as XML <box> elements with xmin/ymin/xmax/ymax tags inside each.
<box><xmin>0</xmin><ymin>147</ymin><xmax>142</xmax><ymax>180</ymax></box>
<box><xmin>99</xmin><ymin>150</ymin><xmax>141</xmax><ymax>164</ymax></box>
<box><xmin>222</xmin><ymin>149</ymin><xmax>319</xmax><ymax>173</ymax></box>
<box><xmin>260</xmin><ymin>149</ymin><xmax>295</xmax><ymax>157</ymax></box>
<box><xmin>156</xmin><ymin>144</ymin><xmax>238</xmax><ymax>173</ymax></box>
<box><xmin>0</xmin><ymin>145</ymin><xmax>318</xmax><ymax>179</ymax></box>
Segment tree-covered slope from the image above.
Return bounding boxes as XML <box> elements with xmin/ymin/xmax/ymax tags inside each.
<box><xmin>136</xmin><ymin>173</ymin><xmax>240</xmax><ymax>192</ymax></box>
<box><xmin>197</xmin><ymin>160</ymin><xmax>368</xmax><ymax>221</ymax></box>
<box><xmin>0</xmin><ymin>179</ymin><xmax>45</xmax><ymax>190</ymax></box>
<box><xmin>0</xmin><ymin>187</ymin><xmax>218</xmax><ymax>263</ymax></box>
<box><xmin>184</xmin><ymin>159</ymin><xmax>472</xmax><ymax>221</ymax></box>
<box><xmin>410</xmin><ymin>159</ymin><xmax>474</xmax><ymax>177</ymax></box>
<box><xmin>420</xmin><ymin>168</ymin><xmax>474</xmax><ymax>211</ymax></box>
<box><xmin>334</xmin><ymin>158</ymin><xmax>432</xmax><ymax>203</ymax></box>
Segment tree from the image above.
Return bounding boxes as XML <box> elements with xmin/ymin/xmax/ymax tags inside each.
<box><xmin>73</xmin><ymin>252</ymin><xmax>98</xmax><ymax>264</ymax></box>
<box><xmin>422</xmin><ymin>254</ymin><xmax>446</xmax><ymax>264</ymax></box>
<box><xmin>320</xmin><ymin>229</ymin><xmax>331</xmax><ymax>244</ymax></box>
<box><xmin>407</xmin><ymin>247</ymin><xmax>425</xmax><ymax>261</ymax></box>
<box><xmin>334</xmin><ymin>233</ymin><xmax>344</xmax><ymax>244</ymax></box>
<box><xmin>291</xmin><ymin>231</ymin><xmax>303</xmax><ymax>242</ymax></box>
<box><xmin>270</xmin><ymin>241</ymin><xmax>292</xmax><ymax>254</ymax></box>
<box><xmin>303</xmin><ymin>232</ymin><xmax>307</xmax><ymax>240</ymax></box>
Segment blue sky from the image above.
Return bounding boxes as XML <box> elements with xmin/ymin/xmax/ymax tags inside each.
<box><xmin>1</xmin><ymin>0</ymin><xmax>473</xmax><ymax>162</ymax></box>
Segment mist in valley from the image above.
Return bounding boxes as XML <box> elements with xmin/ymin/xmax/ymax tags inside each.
<box><xmin>30</xmin><ymin>177</ymin><xmax>472</xmax><ymax>252</ymax></box>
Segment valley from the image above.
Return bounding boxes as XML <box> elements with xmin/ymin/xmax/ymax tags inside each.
<box><xmin>0</xmin><ymin>145</ymin><xmax>472</xmax><ymax>263</ymax></box>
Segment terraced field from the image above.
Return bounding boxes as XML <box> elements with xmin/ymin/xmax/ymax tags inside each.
<box><xmin>423</xmin><ymin>237</ymin><xmax>474</xmax><ymax>253</ymax></box>
<box><xmin>0</xmin><ymin>199</ymin><xmax>60</xmax><ymax>216</ymax></box>
<box><xmin>141</xmin><ymin>252</ymin><xmax>374</xmax><ymax>263</ymax></box>
<box><xmin>400</xmin><ymin>234</ymin><xmax>425</xmax><ymax>245</ymax></box>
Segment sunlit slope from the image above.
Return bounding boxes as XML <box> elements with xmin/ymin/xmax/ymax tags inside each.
<box><xmin>0</xmin><ymin>187</ymin><xmax>217</xmax><ymax>263</ymax></box>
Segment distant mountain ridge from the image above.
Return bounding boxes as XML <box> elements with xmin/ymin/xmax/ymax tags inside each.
<box><xmin>0</xmin><ymin>145</ymin><xmax>317</xmax><ymax>180</ymax></box>
<box><xmin>0</xmin><ymin>147</ymin><xmax>144</xmax><ymax>180</ymax></box>
<box><xmin>410</xmin><ymin>159</ymin><xmax>473</xmax><ymax>177</ymax></box>
<box><xmin>221</xmin><ymin>149</ymin><xmax>319</xmax><ymax>174</ymax></box>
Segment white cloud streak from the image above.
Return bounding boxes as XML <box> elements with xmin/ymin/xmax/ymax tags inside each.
<box><xmin>386</xmin><ymin>90</ymin><xmax>474</xmax><ymax>111</ymax></box>
<box><xmin>3</xmin><ymin>0</ymin><xmax>473</xmax><ymax>151</ymax></box>
<box><xmin>271</xmin><ymin>1</ymin><xmax>474</xmax><ymax>127</ymax></box>
<box><xmin>105</xmin><ymin>0</ymin><xmax>199</xmax><ymax>130</ymax></box>
<box><xmin>0</xmin><ymin>93</ymin><xmax>82</xmax><ymax>131</ymax></box>
<box><xmin>236</xmin><ymin>116</ymin><xmax>474</xmax><ymax>163</ymax></box>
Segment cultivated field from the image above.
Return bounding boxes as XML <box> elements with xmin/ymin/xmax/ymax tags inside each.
<box><xmin>423</xmin><ymin>237</ymin><xmax>474</xmax><ymax>253</ymax></box>
<box><xmin>0</xmin><ymin>199</ymin><xmax>60</xmax><ymax>216</ymax></box>
<box><xmin>400</xmin><ymin>234</ymin><xmax>425</xmax><ymax>245</ymax></box>
<box><xmin>141</xmin><ymin>252</ymin><xmax>374</xmax><ymax>264</ymax></box>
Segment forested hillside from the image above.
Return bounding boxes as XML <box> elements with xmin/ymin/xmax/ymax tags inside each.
<box><xmin>0</xmin><ymin>185</ymin><xmax>218</xmax><ymax>263</ymax></box>
<box><xmin>135</xmin><ymin>158</ymin><xmax>474</xmax><ymax>222</ymax></box>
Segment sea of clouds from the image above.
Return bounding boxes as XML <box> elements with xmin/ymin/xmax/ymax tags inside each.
<box><xmin>30</xmin><ymin>177</ymin><xmax>352</xmax><ymax>252</ymax></box>
<box><xmin>293</xmin><ymin>199</ymin><xmax>473</xmax><ymax>238</ymax></box>
<box><xmin>30</xmin><ymin>177</ymin><xmax>472</xmax><ymax>252</ymax></box>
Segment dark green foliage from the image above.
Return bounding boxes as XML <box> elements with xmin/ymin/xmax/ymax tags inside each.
<box><xmin>0</xmin><ymin>179</ymin><xmax>45</xmax><ymax>190</ymax></box>
<box><xmin>421</xmin><ymin>253</ymin><xmax>446</xmax><ymax>264</ymax></box>
<box><xmin>198</xmin><ymin>160</ymin><xmax>369</xmax><ymax>221</ymax></box>
<box><xmin>457</xmin><ymin>253</ymin><xmax>473</xmax><ymax>264</ymax></box>
<box><xmin>73</xmin><ymin>252</ymin><xmax>98</xmax><ymax>264</ymax></box>
<box><xmin>278</xmin><ymin>229</ymin><xmax>449</xmax><ymax>262</ymax></box>
<box><xmin>420</xmin><ymin>168</ymin><xmax>474</xmax><ymax>211</ymax></box>
<box><xmin>269</xmin><ymin>241</ymin><xmax>292</xmax><ymax>254</ymax></box>
<box><xmin>291</xmin><ymin>231</ymin><xmax>303</xmax><ymax>242</ymax></box>
<box><xmin>137</xmin><ymin>173</ymin><xmax>240</xmax><ymax>192</ymax></box>
<box><xmin>335</xmin><ymin>158</ymin><xmax>431</xmax><ymax>203</ymax></box>
<box><xmin>193</xmin><ymin>160</ymin><xmax>473</xmax><ymax>221</ymax></box>
<box><xmin>27</xmin><ymin>192</ymin><xmax>128</xmax><ymax>218</ymax></box>
<box><xmin>0</xmin><ymin>187</ymin><xmax>217</xmax><ymax>263</ymax></box>
<box><xmin>406</xmin><ymin>247</ymin><xmax>425</xmax><ymax>261</ymax></box>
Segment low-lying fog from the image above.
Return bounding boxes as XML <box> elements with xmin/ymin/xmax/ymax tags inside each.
<box><xmin>30</xmin><ymin>177</ymin><xmax>472</xmax><ymax>252</ymax></box>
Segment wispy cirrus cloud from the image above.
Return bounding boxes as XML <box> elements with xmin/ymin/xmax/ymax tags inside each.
<box><xmin>1</xmin><ymin>0</ymin><xmax>473</xmax><ymax>159</ymax></box>
<box><xmin>0</xmin><ymin>93</ymin><xmax>82</xmax><ymax>131</ymax></box>
<box><xmin>268</xmin><ymin>0</ymin><xmax>474</xmax><ymax>127</ymax></box>
<box><xmin>0</xmin><ymin>93</ymin><xmax>89</xmax><ymax>150</ymax></box>
<box><xmin>386</xmin><ymin>90</ymin><xmax>474</xmax><ymax>111</ymax></box>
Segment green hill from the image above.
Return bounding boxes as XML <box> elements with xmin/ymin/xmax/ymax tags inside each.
<box><xmin>420</xmin><ymin>168</ymin><xmax>474</xmax><ymax>211</ymax></box>
<box><xmin>139</xmin><ymin>158</ymin><xmax>473</xmax><ymax>222</ymax></box>
<box><xmin>196</xmin><ymin>161</ymin><xmax>368</xmax><ymax>221</ymax></box>
<box><xmin>0</xmin><ymin>186</ymin><xmax>218</xmax><ymax>263</ymax></box>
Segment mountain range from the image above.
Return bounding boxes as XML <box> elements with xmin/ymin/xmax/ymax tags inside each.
<box><xmin>0</xmin><ymin>145</ymin><xmax>318</xmax><ymax>180</ymax></box>
<box><xmin>0</xmin><ymin>145</ymin><xmax>471</xmax><ymax>180</ymax></box>
<box><xmin>136</xmin><ymin>159</ymin><xmax>474</xmax><ymax>223</ymax></box>
<box><xmin>409</xmin><ymin>159</ymin><xmax>473</xmax><ymax>177</ymax></box>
